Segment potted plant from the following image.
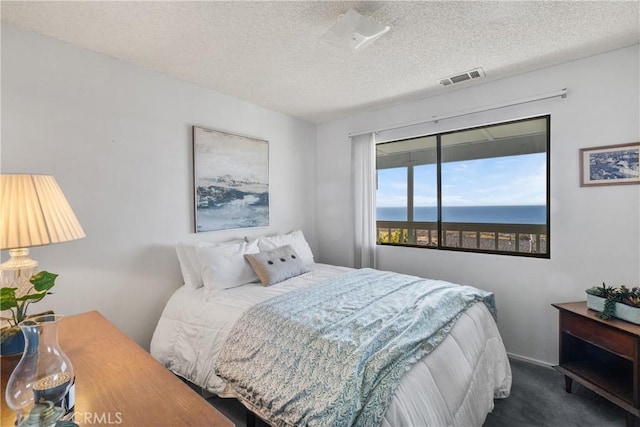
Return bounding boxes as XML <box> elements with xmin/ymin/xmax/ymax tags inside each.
<box><xmin>0</xmin><ymin>271</ymin><xmax>58</xmax><ymax>355</ymax></box>
<box><xmin>586</xmin><ymin>282</ymin><xmax>640</xmax><ymax>324</ymax></box>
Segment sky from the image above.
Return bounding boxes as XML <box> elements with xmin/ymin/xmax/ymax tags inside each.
<box><xmin>377</xmin><ymin>153</ymin><xmax>547</xmax><ymax>207</ymax></box>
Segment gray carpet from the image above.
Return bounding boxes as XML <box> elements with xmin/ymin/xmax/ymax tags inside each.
<box><xmin>205</xmin><ymin>358</ymin><xmax>632</xmax><ymax>426</ymax></box>
<box><xmin>483</xmin><ymin>358</ymin><xmax>628</xmax><ymax>427</ymax></box>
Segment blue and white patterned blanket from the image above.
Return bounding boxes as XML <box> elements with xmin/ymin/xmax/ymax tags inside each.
<box><xmin>215</xmin><ymin>268</ymin><xmax>496</xmax><ymax>427</ymax></box>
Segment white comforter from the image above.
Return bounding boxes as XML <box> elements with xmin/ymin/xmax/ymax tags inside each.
<box><xmin>150</xmin><ymin>264</ymin><xmax>511</xmax><ymax>426</ymax></box>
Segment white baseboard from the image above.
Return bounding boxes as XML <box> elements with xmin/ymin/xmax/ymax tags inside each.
<box><xmin>507</xmin><ymin>352</ymin><xmax>555</xmax><ymax>369</ymax></box>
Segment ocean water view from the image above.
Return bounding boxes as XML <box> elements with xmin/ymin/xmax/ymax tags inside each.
<box><xmin>377</xmin><ymin>205</ymin><xmax>546</xmax><ymax>224</ymax></box>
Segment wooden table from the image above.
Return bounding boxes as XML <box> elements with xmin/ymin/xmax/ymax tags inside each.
<box><xmin>1</xmin><ymin>311</ymin><xmax>234</xmax><ymax>427</ymax></box>
<box><xmin>553</xmin><ymin>301</ymin><xmax>640</xmax><ymax>427</ymax></box>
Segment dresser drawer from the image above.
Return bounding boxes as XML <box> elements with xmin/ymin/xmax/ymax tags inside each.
<box><xmin>561</xmin><ymin>312</ymin><xmax>636</xmax><ymax>359</ymax></box>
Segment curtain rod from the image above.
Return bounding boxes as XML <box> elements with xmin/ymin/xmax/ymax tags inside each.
<box><xmin>348</xmin><ymin>88</ymin><xmax>567</xmax><ymax>138</ymax></box>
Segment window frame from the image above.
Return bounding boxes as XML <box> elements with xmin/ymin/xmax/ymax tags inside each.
<box><xmin>376</xmin><ymin>115</ymin><xmax>551</xmax><ymax>259</ymax></box>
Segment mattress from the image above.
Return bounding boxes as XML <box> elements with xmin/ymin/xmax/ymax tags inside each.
<box><xmin>150</xmin><ymin>263</ymin><xmax>511</xmax><ymax>426</ymax></box>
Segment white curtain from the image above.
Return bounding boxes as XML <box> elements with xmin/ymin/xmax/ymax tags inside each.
<box><xmin>351</xmin><ymin>132</ymin><xmax>377</xmax><ymax>269</ymax></box>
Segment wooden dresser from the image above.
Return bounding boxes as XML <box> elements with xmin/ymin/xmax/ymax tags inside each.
<box><xmin>1</xmin><ymin>311</ymin><xmax>234</xmax><ymax>427</ymax></box>
<box><xmin>553</xmin><ymin>301</ymin><xmax>639</xmax><ymax>427</ymax></box>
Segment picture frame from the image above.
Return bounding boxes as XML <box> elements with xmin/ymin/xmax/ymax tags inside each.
<box><xmin>579</xmin><ymin>142</ymin><xmax>640</xmax><ymax>187</ymax></box>
<box><xmin>193</xmin><ymin>126</ymin><xmax>269</xmax><ymax>232</ymax></box>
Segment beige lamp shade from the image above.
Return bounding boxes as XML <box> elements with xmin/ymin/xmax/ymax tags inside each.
<box><xmin>1</xmin><ymin>174</ymin><xmax>86</xmax><ymax>250</ymax></box>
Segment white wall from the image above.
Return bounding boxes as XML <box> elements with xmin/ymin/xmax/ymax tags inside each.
<box><xmin>1</xmin><ymin>25</ymin><xmax>317</xmax><ymax>349</ymax></box>
<box><xmin>3</xmin><ymin>23</ymin><xmax>639</xmax><ymax>365</ymax></box>
<box><xmin>316</xmin><ymin>45</ymin><xmax>640</xmax><ymax>364</ymax></box>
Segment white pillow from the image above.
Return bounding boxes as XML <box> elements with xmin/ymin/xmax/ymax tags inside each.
<box><xmin>197</xmin><ymin>239</ymin><xmax>260</xmax><ymax>292</ymax></box>
<box><xmin>175</xmin><ymin>240</ymin><xmax>243</xmax><ymax>289</ymax></box>
<box><xmin>257</xmin><ymin>230</ymin><xmax>314</xmax><ymax>265</ymax></box>
<box><xmin>176</xmin><ymin>242</ymin><xmax>209</xmax><ymax>289</ymax></box>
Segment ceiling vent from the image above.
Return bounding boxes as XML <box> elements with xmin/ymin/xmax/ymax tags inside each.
<box><xmin>439</xmin><ymin>68</ymin><xmax>485</xmax><ymax>86</ymax></box>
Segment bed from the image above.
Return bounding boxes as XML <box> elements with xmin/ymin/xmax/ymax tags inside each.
<box><xmin>150</xmin><ymin>231</ymin><xmax>511</xmax><ymax>426</ymax></box>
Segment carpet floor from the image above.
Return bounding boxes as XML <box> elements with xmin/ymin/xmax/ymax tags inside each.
<box><xmin>483</xmin><ymin>358</ymin><xmax>629</xmax><ymax>427</ymax></box>
<box><xmin>206</xmin><ymin>357</ymin><xmax>633</xmax><ymax>426</ymax></box>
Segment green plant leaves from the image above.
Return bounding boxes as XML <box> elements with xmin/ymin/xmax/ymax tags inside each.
<box><xmin>597</xmin><ymin>295</ymin><xmax>618</xmax><ymax>320</ymax></box>
<box><xmin>589</xmin><ymin>282</ymin><xmax>640</xmax><ymax>319</ymax></box>
<box><xmin>30</xmin><ymin>271</ymin><xmax>58</xmax><ymax>292</ymax></box>
<box><xmin>0</xmin><ymin>271</ymin><xmax>58</xmax><ymax>328</ymax></box>
<box><xmin>15</xmin><ymin>292</ymin><xmax>48</xmax><ymax>303</ymax></box>
<box><xmin>0</xmin><ymin>287</ymin><xmax>18</xmax><ymax>311</ymax></box>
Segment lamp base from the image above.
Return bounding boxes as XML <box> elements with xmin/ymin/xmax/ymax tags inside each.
<box><xmin>0</xmin><ymin>248</ymin><xmax>38</xmax><ymax>293</ymax></box>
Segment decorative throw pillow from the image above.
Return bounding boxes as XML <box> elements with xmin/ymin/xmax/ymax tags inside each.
<box><xmin>197</xmin><ymin>239</ymin><xmax>260</xmax><ymax>292</ymax></box>
<box><xmin>245</xmin><ymin>245</ymin><xmax>308</xmax><ymax>286</ymax></box>
<box><xmin>257</xmin><ymin>230</ymin><xmax>315</xmax><ymax>265</ymax></box>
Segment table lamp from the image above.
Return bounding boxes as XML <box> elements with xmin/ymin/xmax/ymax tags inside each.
<box><xmin>1</xmin><ymin>174</ymin><xmax>85</xmax><ymax>426</ymax></box>
<box><xmin>0</xmin><ymin>174</ymin><xmax>85</xmax><ymax>291</ymax></box>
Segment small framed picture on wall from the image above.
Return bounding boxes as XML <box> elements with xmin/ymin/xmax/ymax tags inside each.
<box><xmin>579</xmin><ymin>142</ymin><xmax>640</xmax><ymax>187</ymax></box>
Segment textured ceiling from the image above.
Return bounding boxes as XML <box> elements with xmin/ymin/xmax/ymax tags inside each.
<box><xmin>1</xmin><ymin>1</ymin><xmax>639</xmax><ymax>123</ymax></box>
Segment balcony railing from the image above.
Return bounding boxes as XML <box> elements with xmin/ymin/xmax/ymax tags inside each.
<box><xmin>376</xmin><ymin>221</ymin><xmax>547</xmax><ymax>256</ymax></box>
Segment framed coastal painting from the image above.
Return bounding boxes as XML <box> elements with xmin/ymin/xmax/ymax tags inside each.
<box><xmin>193</xmin><ymin>126</ymin><xmax>269</xmax><ymax>232</ymax></box>
<box><xmin>580</xmin><ymin>142</ymin><xmax>640</xmax><ymax>187</ymax></box>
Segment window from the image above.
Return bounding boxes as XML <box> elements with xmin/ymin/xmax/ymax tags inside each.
<box><xmin>376</xmin><ymin>116</ymin><xmax>550</xmax><ymax>257</ymax></box>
